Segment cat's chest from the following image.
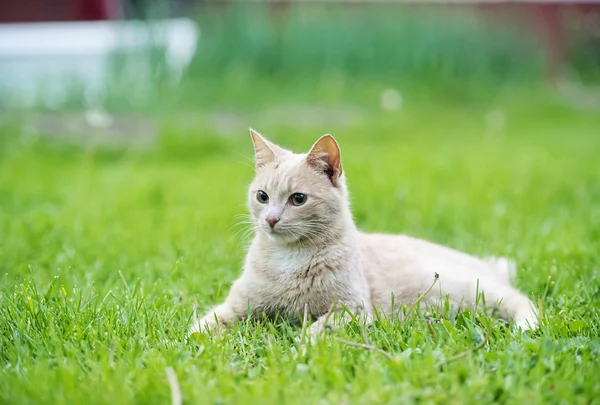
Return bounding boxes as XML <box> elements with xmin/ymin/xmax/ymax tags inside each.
<box><xmin>266</xmin><ymin>248</ymin><xmax>341</xmax><ymax>280</ymax></box>
<box><xmin>251</xmin><ymin>249</ymin><xmax>345</xmax><ymax>317</ymax></box>
<box><xmin>268</xmin><ymin>249</ymin><xmax>317</xmax><ymax>274</ymax></box>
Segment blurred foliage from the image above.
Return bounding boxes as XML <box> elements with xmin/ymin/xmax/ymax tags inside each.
<box><xmin>169</xmin><ymin>5</ymin><xmax>556</xmax><ymax>111</ymax></box>
<box><xmin>4</xmin><ymin>4</ymin><xmax>600</xmax><ymax>113</ymax></box>
<box><xmin>189</xmin><ymin>5</ymin><xmax>545</xmax><ymax>85</ymax></box>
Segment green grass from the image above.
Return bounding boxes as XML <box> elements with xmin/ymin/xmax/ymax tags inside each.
<box><xmin>1</xmin><ymin>90</ymin><xmax>600</xmax><ymax>404</ymax></box>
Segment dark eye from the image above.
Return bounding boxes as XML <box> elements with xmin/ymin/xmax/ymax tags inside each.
<box><xmin>256</xmin><ymin>190</ymin><xmax>269</xmax><ymax>203</ymax></box>
<box><xmin>290</xmin><ymin>193</ymin><xmax>307</xmax><ymax>206</ymax></box>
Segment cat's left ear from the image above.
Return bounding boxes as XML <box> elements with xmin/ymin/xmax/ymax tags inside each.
<box><xmin>306</xmin><ymin>134</ymin><xmax>343</xmax><ymax>186</ymax></box>
<box><xmin>249</xmin><ymin>128</ymin><xmax>281</xmax><ymax>169</ymax></box>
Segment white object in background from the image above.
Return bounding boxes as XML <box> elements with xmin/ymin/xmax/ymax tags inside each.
<box><xmin>380</xmin><ymin>88</ymin><xmax>403</xmax><ymax>111</ymax></box>
<box><xmin>484</xmin><ymin>108</ymin><xmax>507</xmax><ymax>134</ymax></box>
<box><xmin>0</xmin><ymin>18</ymin><xmax>199</xmax><ymax>108</ymax></box>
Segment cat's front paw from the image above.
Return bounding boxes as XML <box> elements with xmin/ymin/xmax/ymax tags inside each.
<box><xmin>295</xmin><ymin>322</ymin><xmax>325</xmax><ymax>348</ymax></box>
<box><xmin>307</xmin><ymin>318</ymin><xmax>336</xmax><ymax>344</ymax></box>
<box><xmin>187</xmin><ymin>315</ymin><xmax>223</xmax><ymax>339</ymax></box>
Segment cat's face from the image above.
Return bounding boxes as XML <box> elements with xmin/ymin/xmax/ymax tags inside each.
<box><xmin>247</xmin><ymin>129</ymin><xmax>347</xmax><ymax>245</ymax></box>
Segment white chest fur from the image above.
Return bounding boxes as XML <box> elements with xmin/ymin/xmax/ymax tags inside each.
<box><xmin>244</xmin><ymin>242</ymin><xmax>361</xmax><ymax>319</ymax></box>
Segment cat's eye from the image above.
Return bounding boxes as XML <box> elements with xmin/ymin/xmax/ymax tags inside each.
<box><xmin>290</xmin><ymin>193</ymin><xmax>307</xmax><ymax>206</ymax></box>
<box><xmin>256</xmin><ymin>190</ymin><xmax>269</xmax><ymax>204</ymax></box>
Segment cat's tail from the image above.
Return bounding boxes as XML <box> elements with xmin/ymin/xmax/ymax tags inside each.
<box><xmin>483</xmin><ymin>256</ymin><xmax>517</xmax><ymax>285</ymax></box>
<box><xmin>483</xmin><ymin>256</ymin><xmax>539</xmax><ymax>331</ymax></box>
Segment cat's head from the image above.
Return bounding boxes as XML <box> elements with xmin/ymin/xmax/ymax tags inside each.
<box><xmin>247</xmin><ymin>129</ymin><xmax>350</xmax><ymax>245</ymax></box>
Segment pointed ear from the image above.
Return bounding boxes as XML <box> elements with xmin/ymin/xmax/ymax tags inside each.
<box><xmin>306</xmin><ymin>134</ymin><xmax>343</xmax><ymax>186</ymax></box>
<box><xmin>249</xmin><ymin>128</ymin><xmax>279</xmax><ymax>169</ymax></box>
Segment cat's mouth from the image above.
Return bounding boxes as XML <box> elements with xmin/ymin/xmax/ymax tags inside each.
<box><xmin>266</xmin><ymin>226</ymin><xmax>282</xmax><ymax>236</ymax></box>
<box><xmin>263</xmin><ymin>224</ymin><xmax>297</xmax><ymax>241</ymax></box>
<box><xmin>264</xmin><ymin>226</ymin><xmax>315</xmax><ymax>247</ymax></box>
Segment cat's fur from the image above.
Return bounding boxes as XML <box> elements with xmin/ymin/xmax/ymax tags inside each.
<box><xmin>189</xmin><ymin>130</ymin><xmax>538</xmax><ymax>339</ymax></box>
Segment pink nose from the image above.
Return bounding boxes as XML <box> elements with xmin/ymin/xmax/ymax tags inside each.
<box><xmin>266</xmin><ymin>217</ymin><xmax>280</xmax><ymax>228</ymax></box>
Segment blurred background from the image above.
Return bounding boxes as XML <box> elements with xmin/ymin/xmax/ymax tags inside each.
<box><xmin>1</xmin><ymin>0</ymin><xmax>600</xmax><ymax>245</ymax></box>
<box><xmin>1</xmin><ymin>0</ymin><xmax>599</xmax><ymax>149</ymax></box>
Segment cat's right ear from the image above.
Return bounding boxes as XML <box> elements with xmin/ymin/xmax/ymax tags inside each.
<box><xmin>249</xmin><ymin>128</ymin><xmax>278</xmax><ymax>169</ymax></box>
<box><xmin>306</xmin><ymin>134</ymin><xmax>343</xmax><ymax>186</ymax></box>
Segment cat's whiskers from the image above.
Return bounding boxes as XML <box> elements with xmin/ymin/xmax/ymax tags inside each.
<box><xmin>230</xmin><ymin>215</ymin><xmax>258</xmax><ymax>245</ymax></box>
<box><xmin>230</xmin><ymin>224</ymin><xmax>254</xmax><ymax>242</ymax></box>
<box><xmin>273</xmin><ymin>222</ymin><xmax>341</xmax><ymax>251</ymax></box>
<box><xmin>239</xmin><ymin>227</ymin><xmax>257</xmax><ymax>246</ymax></box>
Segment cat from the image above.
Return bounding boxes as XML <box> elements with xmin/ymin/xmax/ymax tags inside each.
<box><xmin>188</xmin><ymin>129</ymin><xmax>538</xmax><ymax>340</ymax></box>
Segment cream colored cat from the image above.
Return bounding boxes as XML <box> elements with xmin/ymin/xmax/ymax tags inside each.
<box><xmin>189</xmin><ymin>129</ymin><xmax>538</xmax><ymax>339</ymax></box>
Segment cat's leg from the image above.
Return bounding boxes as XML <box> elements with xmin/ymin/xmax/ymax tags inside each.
<box><xmin>188</xmin><ymin>279</ymin><xmax>250</xmax><ymax>337</ymax></box>
<box><xmin>469</xmin><ymin>257</ymin><xmax>536</xmax><ymax>329</ymax></box>
<box><xmin>467</xmin><ymin>277</ymin><xmax>538</xmax><ymax>331</ymax></box>
<box><xmin>502</xmin><ymin>290</ymin><xmax>538</xmax><ymax>331</ymax></box>
<box><xmin>189</xmin><ymin>302</ymin><xmax>237</xmax><ymax>335</ymax></box>
<box><xmin>306</xmin><ymin>300</ymin><xmax>373</xmax><ymax>345</ymax></box>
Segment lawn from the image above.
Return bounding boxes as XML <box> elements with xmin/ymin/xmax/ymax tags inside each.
<box><xmin>1</xmin><ymin>89</ymin><xmax>599</xmax><ymax>404</ymax></box>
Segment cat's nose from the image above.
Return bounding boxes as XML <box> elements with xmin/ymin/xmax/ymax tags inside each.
<box><xmin>266</xmin><ymin>217</ymin><xmax>280</xmax><ymax>228</ymax></box>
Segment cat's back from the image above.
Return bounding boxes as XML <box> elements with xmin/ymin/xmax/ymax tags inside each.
<box><xmin>358</xmin><ymin>232</ymin><xmax>499</xmax><ymax>305</ymax></box>
<box><xmin>359</xmin><ymin>232</ymin><xmax>495</xmax><ymax>276</ymax></box>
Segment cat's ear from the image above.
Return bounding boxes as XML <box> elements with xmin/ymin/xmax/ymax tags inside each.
<box><xmin>249</xmin><ymin>128</ymin><xmax>280</xmax><ymax>169</ymax></box>
<box><xmin>306</xmin><ymin>134</ymin><xmax>343</xmax><ymax>186</ymax></box>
